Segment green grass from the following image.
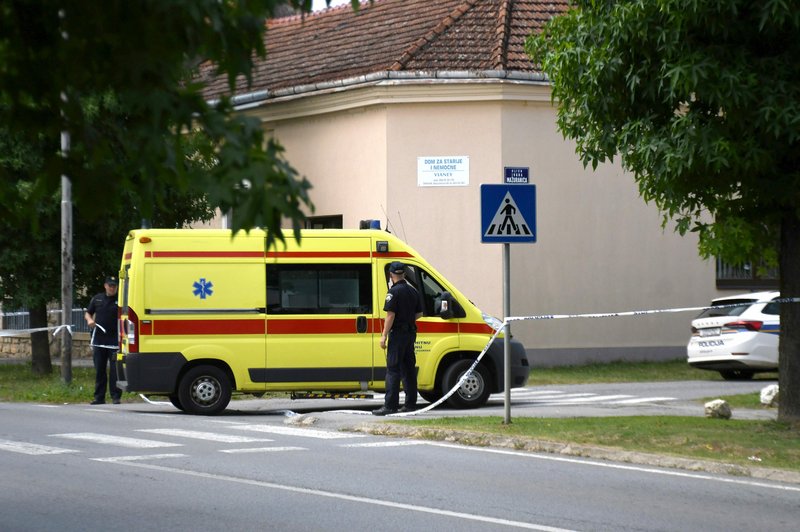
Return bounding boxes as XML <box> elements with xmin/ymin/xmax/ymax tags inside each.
<box><xmin>0</xmin><ymin>365</ymin><xmax>98</xmax><ymax>404</ymax></box>
<box><xmin>702</xmin><ymin>392</ymin><xmax>766</xmax><ymax>410</ymax></box>
<box><xmin>400</xmin><ymin>416</ymin><xmax>800</xmax><ymax>472</ymax></box>
<box><xmin>529</xmin><ymin>358</ymin><xmax>778</xmax><ymax>385</ymax></box>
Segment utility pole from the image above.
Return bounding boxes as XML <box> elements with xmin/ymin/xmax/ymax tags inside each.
<box><xmin>59</xmin><ymin>9</ymin><xmax>73</xmax><ymax>384</ymax></box>
<box><xmin>60</xmin><ymin>123</ymin><xmax>73</xmax><ymax>384</ymax></box>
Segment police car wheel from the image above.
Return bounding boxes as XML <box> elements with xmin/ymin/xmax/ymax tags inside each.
<box><xmin>719</xmin><ymin>370</ymin><xmax>754</xmax><ymax>381</ymax></box>
<box><xmin>178</xmin><ymin>366</ymin><xmax>232</xmax><ymax>415</ymax></box>
<box><xmin>443</xmin><ymin>359</ymin><xmax>491</xmax><ymax>409</ymax></box>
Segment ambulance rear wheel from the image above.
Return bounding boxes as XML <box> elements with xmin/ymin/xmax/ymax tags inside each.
<box><xmin>178</xmin><ymin>366</ymin><xmax>231</xmax><ymax>415</ymax></box>
<box><xmin>443</xmin><ymin>359</ymin><xmax>491</xmax><ymax>409</ymax></box>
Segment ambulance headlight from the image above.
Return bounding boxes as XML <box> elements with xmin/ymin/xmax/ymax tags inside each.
<box><xmin>482</xmin><ymin>312</ymin><xmax>503</xmax><ymax>332</ymax></box>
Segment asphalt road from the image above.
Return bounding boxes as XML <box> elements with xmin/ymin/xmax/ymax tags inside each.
<box><xmin>1</xmin><ymin>379</ymin><xmax>795</xmax><ymax>532</ymax></box>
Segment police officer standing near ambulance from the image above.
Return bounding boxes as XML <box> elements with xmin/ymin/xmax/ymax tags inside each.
<box><xmin>84</xmin><ymin>276</ymin><xmax>121</xmax><ymax>405</ymax></box>
<box><xmin>374</xmin><ymin>262</ymin><xmax>423</xmax><ymax>416</ymax></box>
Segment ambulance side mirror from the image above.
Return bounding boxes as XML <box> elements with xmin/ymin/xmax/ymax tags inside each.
<box><xmin>436</xmin><ymin>292</ymin><xmax>455</xmax><ymax>320</ymax></box>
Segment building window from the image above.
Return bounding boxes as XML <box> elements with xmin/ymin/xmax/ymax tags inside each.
<box><xmin>305</xmin><ymin>215</ymin><xmax>342</xmax><ymax>229</ymax></box>
<box><xmin>716</xmin><ymin>258</ymin><xmax>779</xmax><ymax>289</ymax></box>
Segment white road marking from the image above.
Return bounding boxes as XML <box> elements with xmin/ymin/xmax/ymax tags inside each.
<box><xmin>511</xmin><ymin>392</ymin><xmax>678</xmax><ymax>405</ymax></box>
<box><xmin>220</xmin><ymin>447</ymin><xmax>307</xmax><ymax>453</ymax></box>
<box><xmin>102</xmin><ymin>459</ymin><xmax>576</xmax><ymax>531</ymax></box>
<box><xmin>341</xmin><ymin>440</ymin><xmax>428</xmax><ymax>448</ymax></box>
<box><xmin>504</xmin><ymin>390</ymin><xmax>677</xmax><ymax>405</ymax></box>
<box><xmin>93</xmin><ymin>453</ymin><xmax>187</xmax><ymax>463</ymax></box>
<box><xmin>137</xmin><ymin>429</ymin><xmax>274</xmax><ymax>443</ymax></box>
<box><xmin>51</xmin><ymin>432</ymin><xmax>183</xmax><ymax>448</ymax></box>
<box><xmin>425</xmin><ymin>442</ymin><xmax>800</xmax><ymax>493</ymax></box>
<box><xmin>229</xmin><ymin>425</ymin><xmax>366</xmax><ymax>439</ymax></box>
<box><xmin>608</xmin><ymin>397</ymin><xmax>677</xmax><ymax>404</ymax></box>
<box><xmin>509</xmin><ymin>393</ymin><xmax>595</xmax><ymax>400</ymax></box>
<box><xmin>536</xmin><ymin>394</ymin><xmax>633</xmax><ymax>404</ymax></box>
<box><xmin>0</xmin><ymin>438</ymin><xmax>78</xmax><ymax>455</ymax></box>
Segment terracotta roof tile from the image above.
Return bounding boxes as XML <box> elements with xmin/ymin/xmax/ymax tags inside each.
<box><xmin>200</xmin><ymin>0</ymin><xmax>569</xmax><ymax>101</ymax></box>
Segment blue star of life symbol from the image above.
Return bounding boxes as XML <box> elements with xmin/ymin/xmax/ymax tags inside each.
<box><xmin>192</xmin><ymin>278</ymin><xmax>214</xmax><ymax>299</ymax></box>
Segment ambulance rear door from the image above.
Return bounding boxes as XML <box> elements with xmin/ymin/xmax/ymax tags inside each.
<box><xmin>139</xmin><ymin>232</ymin><xmax>267</xmax><ymax>393</ymax></box>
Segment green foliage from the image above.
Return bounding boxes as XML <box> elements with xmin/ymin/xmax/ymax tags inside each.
<box><xmin>527</xmin><ymin>0</ymin><xmax>800</xmax><ymax>266</ymax></box>
<box><xmin>0</xmin><ymin>0</ymin><xmax>327</xmax><ymax>247</ymax></box>
<box><xmin>0</xmin><ymin>114</ymin><xmax>216</xmax><ymax>309</ymax></box>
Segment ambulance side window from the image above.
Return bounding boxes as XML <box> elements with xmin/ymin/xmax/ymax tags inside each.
<box><xmin>267</xmin><ymin>264</ymin><xmax>372</xmax><ymax>315</ymax></box>
<box><xmin>395</xmin><ymin>266</ymin><xmax>449</xmax><ymax>317</ymax></box>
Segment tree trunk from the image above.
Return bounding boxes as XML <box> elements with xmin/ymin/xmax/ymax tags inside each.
<box><xmin>778</xmin><ymin>211</ymin><xmax>800</xmax><ymax>424</ymax></box>
<box><xmin>29</xmin><ymin>303</ymin><xmax>53</xmax><ymax>375</ymax></box>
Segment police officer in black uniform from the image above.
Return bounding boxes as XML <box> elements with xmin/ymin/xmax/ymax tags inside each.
<box><xmin>84</xmin><ymin>276</ymin><xmax>121</xmax><ymax>405</ymax></box>
<box><xmin>374</xmin><ymin>262</ymin><xmax>423</xmax><ymax>416</ymax></box>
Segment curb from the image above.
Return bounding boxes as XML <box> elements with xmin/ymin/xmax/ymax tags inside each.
<box><xmin>351</xmin><ymin>423</ymin><xmax>800</xmax><ymax>486</ymax></box>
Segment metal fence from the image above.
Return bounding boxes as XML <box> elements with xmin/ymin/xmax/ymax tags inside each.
<box><xmin>0</xmin><ymin>309</ymin><xmax>90</xmax><ymax>334</ymax></box>
<box><xmin>716</xmin><ymin>258</ymin><xmax>779</xmax><ymax>288</ymax></box>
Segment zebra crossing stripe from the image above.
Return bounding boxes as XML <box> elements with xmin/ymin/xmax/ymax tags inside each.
<box><xmin>220</xmin><ymin>447</ymin><xmax>307</xmax><ymax>453</ymax></box>
<box><xmin>137</xmin><ymin>429</ymin><xmax>274</xmax><ymax>443</ymax></box>
<box><xmin>530</xmin><ymin>394</ymin><xmax>634</xmax><ymax>404</ymax></box>
<box><xmin>505</xmin><ymin>390</ymin><xmax>677</xmax><ymax>405</ymax></box>
<box><xmin>93</xmin><ymin>454</ymin><xmax>186</xmax><ymax>463</ymax></box>
<box><xmin>608</xmin><ymin>397</ymin><xmax>677</xmax><ymax>405</ymax></box>
<box><xmin>511</xmin><ymin>393</ymin><xmax>597</xmax><ymax>400</ymax></box>
<box><xmin>51</xmin><ymin>432</ymin><xmax>183</xmax><ymax>448</ymax></box>
<box><xmin>0</xmin><ymin>438</ymin><xmax>78</xmax><ymax>455</ymax></box>
<box><xmin>229</xmin><ymin>425</ymin><xmax>366</xmax><ymax>439</ymax></box>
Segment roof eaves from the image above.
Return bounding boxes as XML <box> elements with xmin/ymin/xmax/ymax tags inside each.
<box><xmin>213</xmin><ymin>69</ymin><xmax>549</xmax><ymax>109</ymax></box>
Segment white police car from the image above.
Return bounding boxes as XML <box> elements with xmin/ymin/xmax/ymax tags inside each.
<box><xmin>687</xmin><ymin>291</ymin><xmax>780</xmax><ymax>380</ymax></box>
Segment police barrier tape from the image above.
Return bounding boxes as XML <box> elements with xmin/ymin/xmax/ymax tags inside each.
<box><xmin>0</xmin><ymin>324</ymin><xmax>72</xmax><ymax>338</ymax></box>
<box><xmin>2</xmin><ymin>298</ymin><xmax>797</xmax><ymax>414</ymax></box>
<box><xmin>0</xmin><ymin>322</ymin><xmax>118</xmax><ymax>350</ymax></box>
<box><xmin>389</xmin><ymin>297</ymin><xmax>800</xmax><ymax>417</ymax></box>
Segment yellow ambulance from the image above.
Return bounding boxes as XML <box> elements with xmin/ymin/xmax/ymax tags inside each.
<box><xmin>116</xmin><ymin>226</ymin><xmax>530</xmax><ymax>414</ymax></box>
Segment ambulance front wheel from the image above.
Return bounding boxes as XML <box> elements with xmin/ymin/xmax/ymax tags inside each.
<box><xmin>418</xmin><ymin>390</ymin><xmax>442</xmax><ymax>404</ymax></box>
<box><xmin>443</xmin><ymin>359</ymin><xmax>491</xmax><ymax>409</ymax></box>
<box><xmin>168</xmin><ymin>394</ymin><xmax>185</xmax><ymax>412</ymax></box>
<box><xmin>178</xmin><ymin>365</ymin><xmax>232</xmax><ymax>415</ymax></box>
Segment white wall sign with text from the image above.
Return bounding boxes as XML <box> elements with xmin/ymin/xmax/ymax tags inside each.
<box><xmin>417</xmin><ymin>156</ymin><xmax>470</xmax><ymax>187</ymax></box>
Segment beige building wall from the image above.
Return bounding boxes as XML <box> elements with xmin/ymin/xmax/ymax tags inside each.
<box><xmin>239</xmin><ymin>80</ymin><xmax>720</xmax><ymax>364</ymax></box>
<box><xmin>499</xmin><ymin>100</ymin><xmax>718</xmax><ymax>363</ymax></box>
<box><xmin>259</xmin><ymin>101</ymin><xmax>389</xmax><ymax>230</ymax></box>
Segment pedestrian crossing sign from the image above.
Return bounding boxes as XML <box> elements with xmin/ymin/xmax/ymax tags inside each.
<box><xmin>480</xmin><ymin>184</ymin><xmax>536</xmax><ymax>243</ymax></box>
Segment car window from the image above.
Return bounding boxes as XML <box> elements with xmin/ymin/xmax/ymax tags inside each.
<box><xmin>696</xmin><ymin>299</ymin><xmax>754</xmax><ymax>318</ymax></box>
<box><xmin>763</xmin><ymin>301</ymin><xmax>781</xmax><ymax>315</ymax></box>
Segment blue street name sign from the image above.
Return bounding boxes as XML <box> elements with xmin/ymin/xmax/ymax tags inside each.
<box><xmin>503</xmin><ymin>167</ymin><xmax>529</xmax><ymax>184</ymax></box>
<box><xmin>481</xmin><ymin>184</ymin><xmax>536</xmax><ymax>243</ymax></box>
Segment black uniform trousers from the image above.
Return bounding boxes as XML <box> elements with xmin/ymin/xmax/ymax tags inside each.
<box><xmin>93</xmin><ymin>346</ymin><xmax>121</xmax><ymax>403</ymax></box>
<box><xmin>384</xmin><ymin>328</ymin><xmax>417</xmax><ymax>410</ymax></box>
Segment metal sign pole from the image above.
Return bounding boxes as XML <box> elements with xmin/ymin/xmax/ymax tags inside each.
<box><xmin>503</xmin><ymin>242</ymin><xmax>511</xmax><ymax>424</ymax></box>
<box><xmin>480</xmin><ymin>181</ymin><xmax>535</xmax><ymax>426</ymax></box>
